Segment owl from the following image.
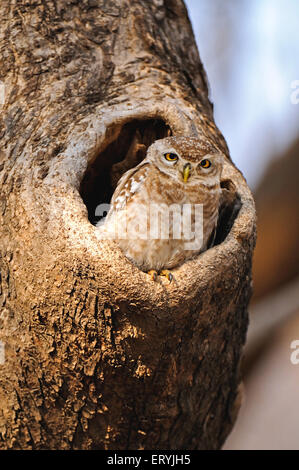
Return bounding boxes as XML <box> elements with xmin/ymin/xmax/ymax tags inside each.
<box><xmin>97</xmin><ymin>136</ymin><xmax>224</xmax><ymax>281</ymax></box>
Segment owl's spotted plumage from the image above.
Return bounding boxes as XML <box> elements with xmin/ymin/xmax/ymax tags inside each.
<box><xmin>98</xmin><ymin>136</ymin><xmax>224</xmax><ymax>278</ymax></box>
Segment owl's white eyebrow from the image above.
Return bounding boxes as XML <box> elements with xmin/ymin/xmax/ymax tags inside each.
<box><xmin>162</xmin><ymin>148</ymin><xmax>179</xmax><ymax>155</ymax></box>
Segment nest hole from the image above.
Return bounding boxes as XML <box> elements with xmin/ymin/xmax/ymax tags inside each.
<box><xmin>79</xmin><ymin>121</ymin><xmax>241</xmax><ymax>246</ymax></box>
<box><xmin>80</xmin><ymin>119</ymin><xmax>172</xmax><ymax>224</ymax></box>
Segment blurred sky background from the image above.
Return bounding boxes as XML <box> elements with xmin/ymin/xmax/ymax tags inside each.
<box><xmin>185</xmin><ymin>0</ymin><xmax>299</xmax><ymax>189</ymax></box>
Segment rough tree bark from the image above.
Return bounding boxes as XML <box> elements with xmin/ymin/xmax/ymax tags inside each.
<box><xmin>0</xmin><ymin>0</ymin><xmax>256</xmax><ymax>450</ymax></box>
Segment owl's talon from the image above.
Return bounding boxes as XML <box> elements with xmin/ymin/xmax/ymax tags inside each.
<box><xmin>148</xmin><ymin>270</ymin><xmax>158</xmax><ymax>281</ymax></box>
<box><xmin>160</xmin><ymin>270</ymin><xmax>174</xmax><ymax>283</ymax></box>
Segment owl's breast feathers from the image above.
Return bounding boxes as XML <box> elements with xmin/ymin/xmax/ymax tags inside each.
<box><xmin>101</xmin><ymin>153</ymin><xmax>221</xmax><ymax>272</ymax></box>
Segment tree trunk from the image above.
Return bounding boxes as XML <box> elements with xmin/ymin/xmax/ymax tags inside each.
<box><xmin>0</xmin><ymin>0</ymin><xmax>256</xmax><ymax>450</ymax></box>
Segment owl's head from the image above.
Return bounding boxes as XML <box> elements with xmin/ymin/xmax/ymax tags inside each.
<box><xmin>146</xmin><ymin>136</ymin><xmax>224</xmax><ymax>185</ymax></box>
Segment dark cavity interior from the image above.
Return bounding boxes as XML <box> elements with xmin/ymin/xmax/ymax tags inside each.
<box><xmin>79</xmin><ymin>119</ymin><xmax>241</xmax><ymax>246</ymax></box>
<box><xmin>80</xmin><ymin>119</ymin><xmax>171</xmax><ymax>225</ymax></box>
<box><xmin>214</xmin><ymin>179</ymin><xmax>242</xmax><ymax>245</ymax></box>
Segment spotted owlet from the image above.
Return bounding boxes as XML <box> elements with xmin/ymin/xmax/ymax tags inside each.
<box><xmin>97</xmin><ymin>136</ymin><xmax>224</xmax><ymax>281</ymax></box>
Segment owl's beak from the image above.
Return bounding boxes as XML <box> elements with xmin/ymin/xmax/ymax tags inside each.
<box><xmin>182</xmin><ymin>163</ymin><xmax>192</xmax><ymax>182</ymax></box>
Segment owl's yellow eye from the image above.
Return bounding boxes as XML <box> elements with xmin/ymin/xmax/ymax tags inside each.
<box><xmin>164</xmin><ymin>153</ymin><xmax>178</xmax><ymax>162</ymax></box>
<box><xmin>200</xmin><ymin>159</ymin><xmax>211</xmax><ymax>169</ymax></box>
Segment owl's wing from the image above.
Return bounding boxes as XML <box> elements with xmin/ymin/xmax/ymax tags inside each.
<box><xmin>107</xmin><ymin>160</ymin><xmax>149</xmax><ymax>216</ymax></box>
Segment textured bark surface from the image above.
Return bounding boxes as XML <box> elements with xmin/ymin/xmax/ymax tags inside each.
<box><xmin>0</xmin><ymin>0</ymin><xmax>256</xmax><ymax>449</ymax></box>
